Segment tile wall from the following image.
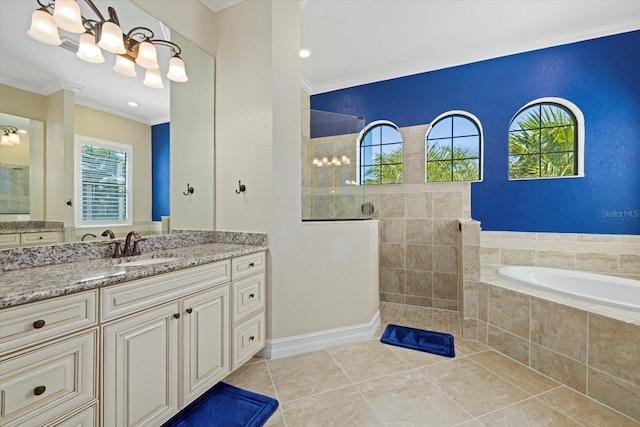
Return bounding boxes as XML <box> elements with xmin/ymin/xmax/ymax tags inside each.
<box><xmin>303</xmin><ymin>123</ymin><xmax>472</xmax><ymax>310</ymax></box>
<box><xmin>457</xmin><ymin>229</ymin><xmax>640</xmax><ymax>422</ymax></box>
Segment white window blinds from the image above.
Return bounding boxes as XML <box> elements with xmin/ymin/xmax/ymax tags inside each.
<box><xmin>75</xmin><ymin>136</ymin><xmax>132</xmax><ymax>226</ymax></box>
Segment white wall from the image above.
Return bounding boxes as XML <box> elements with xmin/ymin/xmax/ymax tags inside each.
<box><xmin>135</xmin><ymin>0</ymin><xmax>380</xmax><ymax>354</ymax></box>
<box><xmin>215</xmin><ymin>0</ymin><xmax>379</xmax><ymax>351</ymax></box>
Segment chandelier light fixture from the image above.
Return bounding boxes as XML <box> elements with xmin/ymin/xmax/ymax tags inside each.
<box><xmin>0</xmin><ymin>126</ymin><xmax>21</xmax><ymax>146</ymax></box>
<box><xmin>27</xmin><ymin>0</ymin><xmax>188</xmax><ymax>89</ymax></box>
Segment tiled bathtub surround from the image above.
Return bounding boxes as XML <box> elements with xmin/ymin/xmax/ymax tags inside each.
<box><xmin>471</xmin><ymin>281</ymin><xmax>640</xmax><ymax>422</ymax></box>
<box><xmin>480</xmin><ymin>231</ymin><xmax>640</xmax><ymax>280</ymax></box>
<box><xmin>0</xmin><ymin>230</ymin><xmax>267</xmax><ymax>271</ymax></box>
<box><xmin>467</xmin><ymin>230</ymin><xmax>640</xmax><ymax>422</ymax></box>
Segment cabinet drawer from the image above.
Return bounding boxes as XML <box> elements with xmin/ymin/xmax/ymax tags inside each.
<box><xmin>231</xmin><ymin>251</ymin><xmax>265</xmax><ymax>280</ymax></box>
<box><xmin>44</xmin><ymin>403</ymin><xmax>98</xmax><ymax>427</ymax></box>
<box><xmin>0</xmin><ymin>291</ymin><xmax>97</xmax><ymax>355</ymax></box>
<box><xmin>101</xmin><ymin>260</ymin><xmax>230</xmax><ymax>322</ymax></box>
<box><xmin>21</xmin><ymin>231</ymin><xmax>59</xmax><ymax>246</ymax></box>
<box><xmin>0</xmin><ymin>329</ymin><xmax>98</xmax><ymax>427</ymax></box>
<box><xmin>0</xmin><ymin>234</ymin><xmax>20</xmax><ymax>248</ymax></box>
<box><xmin>232</xmin><ymin>272</ymin><xmax>265</xmax><ymax>323</ymax></box>
<box><xmin>232</xmin><ymin>311</ymin><xmax>265</xmax><ymax>370</ymax></box>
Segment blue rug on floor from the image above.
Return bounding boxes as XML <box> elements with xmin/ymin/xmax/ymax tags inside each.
<box><xmin>381</xmin><ymin>324</ymin><xmax>455</xmax><ymax>358</ymax></box>
<box><xmin>162</xmin><ymin>382</ymin><xmax>279</xmax><ymax>427</ymax></box>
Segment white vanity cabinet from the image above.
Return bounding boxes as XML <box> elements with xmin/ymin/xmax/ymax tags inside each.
<box><xmin>231</xmin><ymin>252</ymin><xmax>266</xmax><ymax>369</ymax></box>
<box><xmin>0</xmin><ymin>231</ymin><xmax>64</xmax><ymax>248</ymax></box>
<box><xmin>101</xmin><ymin>261</ymin><xmax>232</xmax><ymax>427</ymax></box>
<box><xmin>0</xmin><ymin>249</ymin><xmax>267</xmax><ymax>427</ymax></box>
<box><xmin>0</xmin><ymin>291</ymin><xmax>99</xmax><ymax>427</ymax></box>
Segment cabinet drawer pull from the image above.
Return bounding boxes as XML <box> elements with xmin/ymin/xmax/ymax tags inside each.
<box><xmin>186</xmin><ymin>308</ymin><xmax>193</xmax><ymax>314</ymax></box>
<box><xmin>173</xmin><ymin>313</ymin><xmax>181</xmax><ymax>319</ymax></box>
<box><xmin>33</xmin><ymin>319</ymin><xmax>46</xmax><ymax>329</ymax></box>
<box><xmin>249</xmin><ymin>336</ymin><xmax>255</xmax><ymax>341</ymax></box>
<box><xmin>248</xmin><ymin>262</ymin><xmax>255</xmax><ymax>267</ymax></box>
<box><xmin>34</xmin><ymin>386</ymin><xmax>46</xmax><ymax>396</ymax></box>
<box><xmin>249</xmin><ymin>293</ymin><xmax>255</xmax><ymax>298</ymax></box>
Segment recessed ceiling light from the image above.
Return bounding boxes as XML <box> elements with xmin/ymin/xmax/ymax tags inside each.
<box><xmin>299</xmin><ymin>48</ymin><xmax>311</xmax><ymax>58</ymax></box>
<box><xmin>128</xmin><ymin>101</ymin><xmax>139</xmax><ymax>107</ymax></box>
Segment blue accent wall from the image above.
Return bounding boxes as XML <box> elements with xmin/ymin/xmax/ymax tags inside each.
<box><xmin>151</xmin><ymin>122</ymin><xmax>170</xmax><ymax>221</ymax></box>
<box><xmin>311</xmin><ymin>31</ymin><xmax>640</xmax><ymax>235</ymax></box>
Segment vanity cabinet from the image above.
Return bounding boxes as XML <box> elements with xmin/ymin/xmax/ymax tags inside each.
<box><xmin>0</xmin><ymin>291</ymin><xmax>99</xmax><ymax>427</ymax></box>
<box><xmin>0</xmin><ymin>250</ymin><xmax>266</xmax><ymax>427</ymax></box>
<box><xmin>0</xmin><ymin>231</ymin><xmax>64</xmax><ymax>249</ymax></box>
<box><xmin>231</xmin><ymin>252</ymin><xmax>266</xmax><ymax>369</ymax></box>
<box><xmin>101</xmin><ymin>261</ymin><xmax>232</xmax><ymax>427</ymax></box>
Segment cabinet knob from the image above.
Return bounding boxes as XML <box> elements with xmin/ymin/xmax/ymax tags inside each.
<box><xmin>249</xmin><ymin>262</ymin><xmax>255</xmax><ymax>267</ymax></box>
<box><xmin>186</xmin><ymin>308</ymin><xmax>193</xmax><ymax>314</ymax></box>
<box><xmin>34</xmin><ymin>386</ymin><xmax>46</xmax><ymax>396</ymax></box>
<box><xmin>249</xmin><ymin>293</ymin><xmax>255</xmax><ymax>298</ymax></box>
<box><xmin>33</xmin><ymin>319</ymin><xmax>46</xmax><ymax>329</ymax></box>
<box><xmin>39</xmin><ymin>236</ymin><xmax>43</xmax><ymax>239</ymax></box>
<box><xmin>249</xmin><ymin>336</ymin><xmax>255</xmax><ymax>341</ymax></box>
<box><xmin>173</xmin><ymin>313</ymin><xmax>181</xmax><ymax>319</ymax></box>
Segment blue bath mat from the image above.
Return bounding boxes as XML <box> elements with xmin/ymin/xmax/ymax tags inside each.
<box><xmin>381</xmin><ymin>324</ymin><xmax>455</xmax><ymax>358</ymax></box>
<box><xmin>162</xmin><ymin>382</ymin><xmax>278</xmax><ymax>427</ymax></box>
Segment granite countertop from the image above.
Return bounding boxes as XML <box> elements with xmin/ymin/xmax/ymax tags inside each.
<box><xmin>0</xmin><ymin>242</ymin><xmax>267</xmax><ymax>310</ymax></box>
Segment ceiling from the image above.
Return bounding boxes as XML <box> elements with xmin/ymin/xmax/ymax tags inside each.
<box><xmin>2</xmin><ymin>1</ymin><xmax>638</xmax><ymax>125</ymax></box>
<box><xmin>296</xmin><ymin>0</ymin><xmax>640</xmax><ymax>95</ymax></box>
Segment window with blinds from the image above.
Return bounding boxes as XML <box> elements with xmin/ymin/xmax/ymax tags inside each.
<box><xmin>75</xmin><ymin>136</ymin><xmax>132</xmax><ymax>227</ymax></box>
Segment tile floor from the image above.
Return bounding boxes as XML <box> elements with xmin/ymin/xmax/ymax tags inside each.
<box><xmin>224</xmin><ymin>302</ymin><xmax>639</xmax><ymax>426</ymax></box>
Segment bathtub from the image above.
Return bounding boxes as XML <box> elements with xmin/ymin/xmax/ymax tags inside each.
<box><xmin>498</xmin><ymin>266</ymin><xmax>640</xmax><ymax>312</ymax></box>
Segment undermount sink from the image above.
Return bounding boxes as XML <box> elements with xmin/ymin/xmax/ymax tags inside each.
<box><xmin>113</xmin><ymin>257</ymin><xmax>180</xmax><ymax>267</ymax></box>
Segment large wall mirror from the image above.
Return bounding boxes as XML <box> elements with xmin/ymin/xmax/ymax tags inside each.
<box><xmin>0</xmin><ymin>0</ymin><xmax>215</xmax><ymax>243</ymax></box>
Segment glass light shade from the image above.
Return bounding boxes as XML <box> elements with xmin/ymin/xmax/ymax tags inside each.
<box><xmin>9</xmin><ymin>132</ymin><xmax>20</xmax><ymax>145</ymax></box>
<box><xmin>77</xmin><ymin>33</ymin><xmax>105</xmax><ymax>63</ymax></box>
<box><xmin>143</xmin><ymin>69</ymin><xmax>164</xmax><ymax>89</ymax></box>
<box><xmin>98</xmin><ymin>21</ymin><xmax>126</xmax><ymax>54</ymax></box>
<box><xmin>27</xmin><ymin>9</ymin><xmax>62</xmax><ymax>45</ymax></box>
<box><xmin>0</xmin><ymin>134</ymin><xmax>11</xmax><ymax>146</ymax></box>
<box><xmin>167</xmin><ymin>56</ymin><xmax>188</xmax><ymax>82</ymax></box>
<box><xmin>135</xmin><ymin>41</ymin><xmax>159</xmax><ymax>70</ymax></box>
<box><xmin>52</xmin><ymin>0</ymin><xmax>84</xmax><ymax>34</ymax></box>
<box><xmin>113</xmin><ymin>55</ymin><xmax>137</xmax><ymax>77</ymax></box>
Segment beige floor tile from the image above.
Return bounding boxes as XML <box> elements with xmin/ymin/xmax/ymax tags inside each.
<box><xmin>538</xmin><ymin>386</ymin><xmax>640</xmax><ymax>427</ymax></box>
<box><xmin>454</xmin><ymin>421</ymin><xmax>485</xmax><ymax>427</ymax></box>
<box><xmin>328</xmin><ymin>339</ymin><xmax>412</xmax><ymax>383</ymax></box>
<box><xmin>454</xmin><ymin>337</ymin><xmax>490</xmax><ymax>356</ymax></box>
<box><xmin>386</xmin><ymin>343</ymin><xmax>453</xmax><ymax>368</ymax></box>
<box><xmin>469</xmin><ymin>350</ymin><xmax>559</xmax><ymax>395</ymax></box>
<box><xmin>478</xmin><ymin>397</ymin><xmax>580</xmax><ymax>426</ymax></box>
<box><xmin>263</xmin><ymin>407</ymin><xmax>287</xmax><ymax>427</ymax></box>
<box><xmin>357</xmin><ymin>370</ymin><xmax>472</xmax><ymax>426</ymax></box>
<box><xmin>223</xmin><ymin>360</ymin><xmax>277</xmax><ymax>399</ymax></box>
<box><xmin>418</xmin><ymin>357</ymin><xmax>529</xmax><ymax>417</ymax></box>
<box><xmin>267</xmin><ymin>349</ymin><xmax>351</xmax><ymax>402</ymax></box>
<box><xmin>281</xmin><ymin>385</ymin><xmax>384</xmax><ymax>426</ymax></box>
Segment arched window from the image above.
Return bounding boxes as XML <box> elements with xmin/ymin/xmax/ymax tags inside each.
<box><xmin>357</xmin><ymin>120</ymin><xmax>403</xmax><ymax>184</ymax></box>
<box><xmin>508</xmin><ymin>98</ymin><xmax>584</xmax><ymax>179</ymax></box>
<box><xmin>425</xmin><ymin>112</ymin><xmax>482</xmax><ymax>182</ymax></box>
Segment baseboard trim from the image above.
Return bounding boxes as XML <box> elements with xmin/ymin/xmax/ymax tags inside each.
<box><xmin>260</xmin><ymin>310</ymin><xmax>381</xmax><ymax>359</ymax></box>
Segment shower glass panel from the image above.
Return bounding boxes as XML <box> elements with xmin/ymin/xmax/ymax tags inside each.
<box><xmin>302</xmin><ymin>109</ymin><xmax>371</xmax><ymax>221</ymax></box>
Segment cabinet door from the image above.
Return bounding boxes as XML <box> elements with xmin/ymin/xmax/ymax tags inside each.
<box><xmin>102</xmin><ymin>302</ymin><xmax>180</xmax><ymax>427</ymax></box>
<box><xmin>182</xmin><ymin>286</ymin><xmax>230</xmax><ymax>406</ymax></box>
